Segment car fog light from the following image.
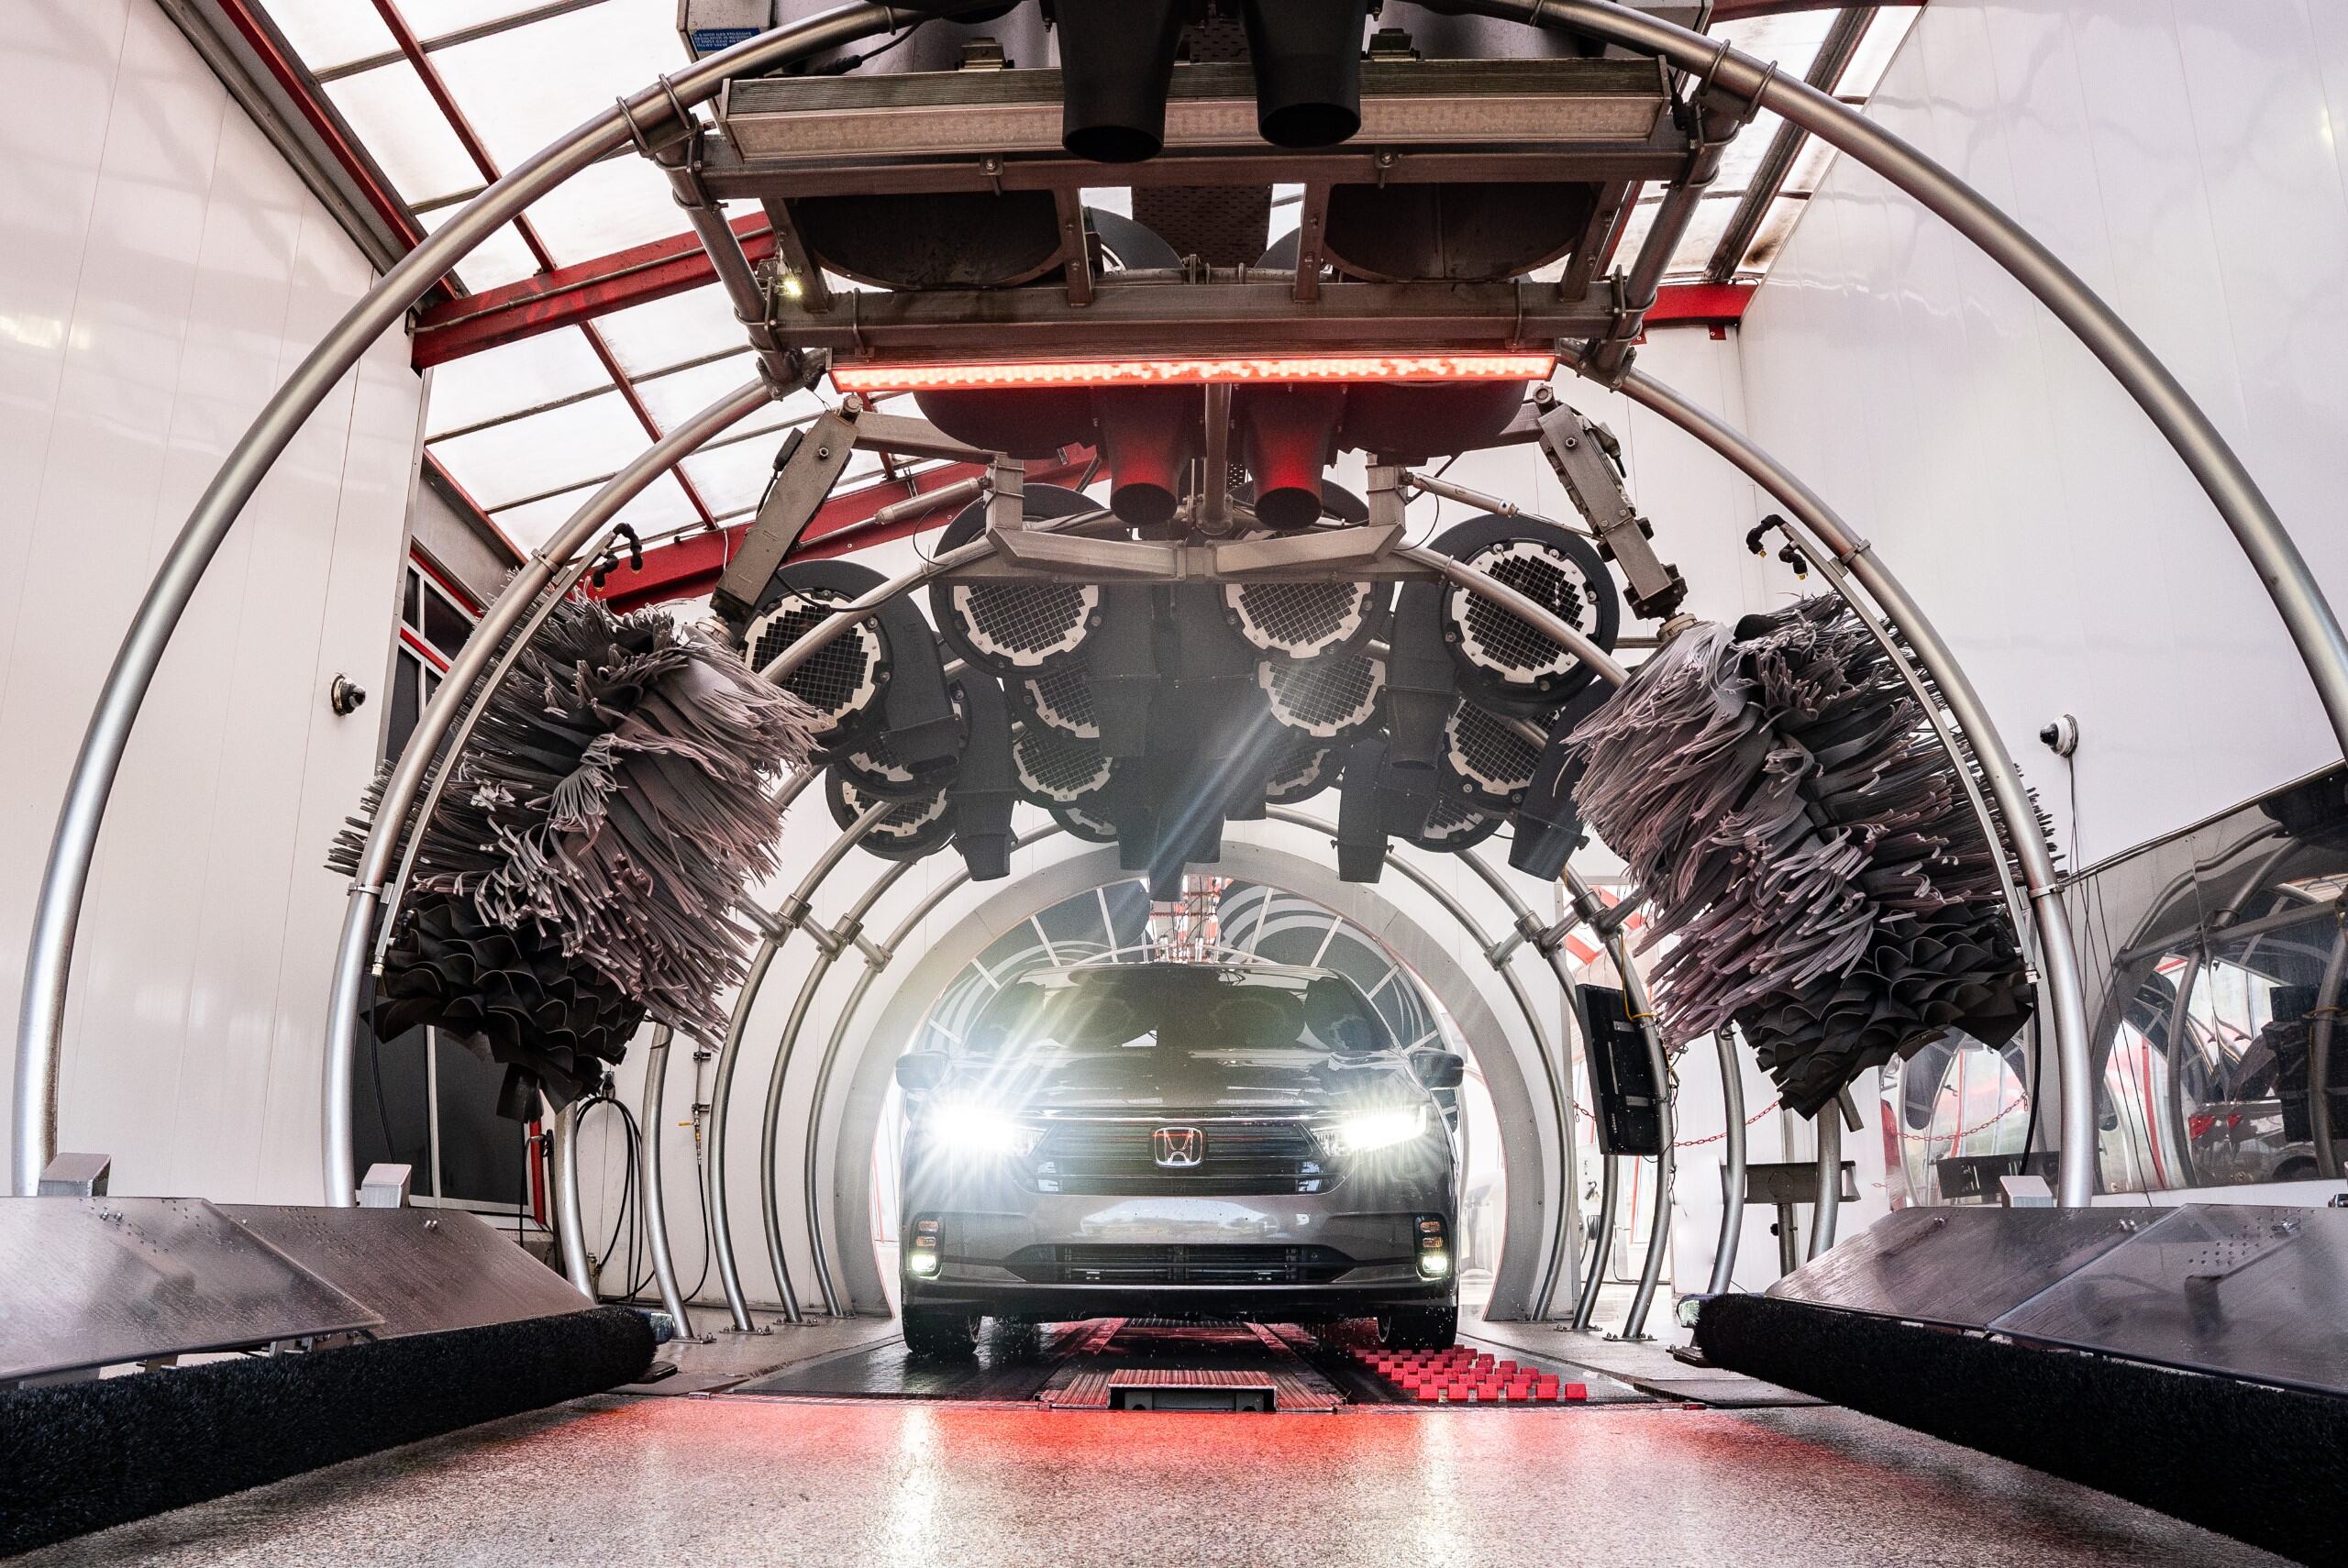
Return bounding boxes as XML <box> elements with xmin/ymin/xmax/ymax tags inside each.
<box><xmin>907</xmin><ymin>1250</ymin><xmax>941</xmax><ymax>1279</ymax></box>
<box><xmin>1418</xmin><ymin>1251</ymin><xmax>1451</xmax><ymax>1280</ymax></box>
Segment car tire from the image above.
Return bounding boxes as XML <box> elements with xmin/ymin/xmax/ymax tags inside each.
<box><xmin>1377</xmin><ymin>1305</ymin><xmax>1458</xmax><ymax>1351</ymax></box>
<box><xmin>902</xmin><ymin>1305</ymin><xmax>981</xmax><ymax>1358</ymax></box>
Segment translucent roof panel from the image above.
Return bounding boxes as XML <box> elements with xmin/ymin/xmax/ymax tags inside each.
<box><xmin>416</xmin><ymin>207</ymin><xmax>540</xmax><ymax>293</ymax></box>
<box><xmin>322</xmin><ymin>64</ymin><xmax>482</xmax><ymax>198</ymax></box>
<box><xmin>430</xmin><ymin>392</ymin><xmax>658</xmax><ymax>511</ymax></box>
<box><xmin>520</xmin><ymin>152</ymin><xmax>694</xmax><ymax>269</ymax></box>
<box><xmin>681</xmin><ymin>433</ymin><xmax>799</xmax><ymax>517</ymax></box>
<box><xmin>267</xmin><ymin>0</ymin><xmax>403</xmax><ymax>73</ymax></box>
<box><xmin>591</xmin><ymin>288</ymin><xmax>761</xmax><ymax>376</ymax></box>
<box><xmin>494</xmin><ymin>471</ymin><xmax>702</xmax><ymax>554</ymax></box>
<box><xmin>1843</xmin><ymin>7</ymin><xmax>1924</xmax><ymax>101</ymax></box>
<box><xmin>426</xmin><ymin>3</ymin><xmax>693</xmax><ymax>174</ymax></box>
<box><xmin>424</xmin><ymin>327</ymin><xmax>615</xmax><ymax>437</ymax></box>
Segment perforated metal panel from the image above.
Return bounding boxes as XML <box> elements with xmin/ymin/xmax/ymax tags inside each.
<box><xmin>1022</xmin><ymin>660</ymin><xmax>1100</xmax><ymax>739</ymax></box>
<box><xmin>1050</xmin><ymin>801</ymin><xmax>1122</xmax><ymax>844</ymax></box>
<box><xmin>747</xmin><ymin>586</ymin><xmax>887</xmax><ymax>741</ymax></box>
<box><xmin>1444</xmin><ymin>700</ymin><xmax>1541</xmax><ymax>808</ymax></box>
<box><xmin>1259</xmin><ymin>651</ymin><xmax>1384</xmax><ymax>738</ymax></box>
<box><xmin>1444</xmin><ymin>537</ymin><xmax>1601</xmax><ymax>698</ymax></box>
<box><xmin>1263</xmin><ymin>744</ymin><xmax>1337</xmax><ymax>804</ymax></box>
<box><xmin>1013</xmin><ymin>727</ymin><xmax>1115</xmax><ymax>804</ymax></box>
<box><xmin>1222</xmin><ymin>577</ymin><xmax>1370</xmax><ymax>660</ymax></box>
<box><xmin>835</xmin><ymin>774</ymin><xmax>958</xmax><ymax>859</ymax></box>
<box><xmin>1407</xmin><ymin>796</ymin><xmax>1501</xmax><ymax>851</ymax></box>
<box><xmin>947</xmin><ymin>580</ymin><xmax>1099</xmax><ymax>672</ymax></box>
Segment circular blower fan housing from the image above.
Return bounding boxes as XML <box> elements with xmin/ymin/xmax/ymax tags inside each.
<box><xmin>1263</xmin><ymin>743</ymin><xmax>1338</xmax><ymax>804</ymax></box>
<box><xmin>1020</xmin><ymin>659</ymin><xmax>1100</xmax><ymax>739</ymax></box>
<box><xmin>1222</xmin><ymin>577</ymin><xmax>1372</xmax><ymax>661</ymax></box>
<box><xmin>1406</xmin><ymin>795</ymin><xmax>1502</xmax><ymax>853</ymax></box>
<box><xmin>1443</xmin><ymin>533</ymin><xmax>1616</xmax><ymax>709</ymax></box>
<box><xmin>1013</xmin><ymin>727</ymin><xmax>1115</xmax><ymax>805</ymax></box>
<box><xmin>1259</xmin><ymin>651</ymin><xmax>1385</xmax><ymax>739</ymax></box>
<box><xmin>1443</xmin><ymin>700</ymin><xmax>1542</xmax><ymax>811</ymax></box>
<box><xmin>746</xmin><ymin>587</ymin><xmax>889</xmax><ymax>745</ymax></box>
<box><xmin>828</xmin><ymin>772</ymin><xmax>958</xmax><ymax>861</ymax></box>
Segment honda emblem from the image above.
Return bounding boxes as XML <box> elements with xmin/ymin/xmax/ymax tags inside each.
<box><xmin>1151</xmin><ymin>1126</ymin><xmax>1205</xmax><ymax>1168</ymax></box>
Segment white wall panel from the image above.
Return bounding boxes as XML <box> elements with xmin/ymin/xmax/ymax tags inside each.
<box><xmin>0</xmin><ymin>0</ymin><xmax>420</xmax><ymax>1200</ymax></box>
<box><xmin>1741</xmin><ymin>0</ymin><xmax>2348</xmax><ymax>865</ymax></box>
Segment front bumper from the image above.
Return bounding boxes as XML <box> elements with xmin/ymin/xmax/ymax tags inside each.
<box><xmin>901</xmin><ymin>1189</ymin><xmax>1454</xmax><ymax>1320</ymax></box>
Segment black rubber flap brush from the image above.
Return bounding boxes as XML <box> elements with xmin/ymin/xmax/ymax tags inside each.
<box><xmin>1564</xmin><ymin>596</ymin><xmax>2043</xmax><ymax>1116</ymax></box>
<box><xmin>330</xmin><ymin>595</ymin><xmax>816</xmax><ymax>1113</ymax></box>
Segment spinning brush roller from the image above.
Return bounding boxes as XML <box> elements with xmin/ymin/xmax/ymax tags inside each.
<box><xmin>1564</xmin><ymin>596</ymin><xmax>2041</xmax><ymax>1117</ymax></box>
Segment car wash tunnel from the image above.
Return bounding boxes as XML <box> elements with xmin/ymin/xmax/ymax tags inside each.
<box><xmin>7</xmin><ymin>0</ymin><xmax>2348</xmax><ymax>1562</ymax></box>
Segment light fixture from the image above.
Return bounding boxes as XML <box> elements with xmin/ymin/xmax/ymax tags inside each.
<box><xmin>1326</xmin><ymin>1104</ymin><xmax>1428</xmax><ymax>1154</ymax></box>
<box><xmin>832</xmin><ymin>351</ymin><xmax>1558</xmax><ymax>394</ymax></box>
<box><xmin>923</xmin><ymin>1102</ymin><xmax>1040</xmax><ymax>1158</ymax></box>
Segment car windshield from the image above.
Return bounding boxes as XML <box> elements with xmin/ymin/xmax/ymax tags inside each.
<box><xmin>961</xmin><ymin>966</ymin><xmax>1394</xmax><ymax>1063</ymax></box>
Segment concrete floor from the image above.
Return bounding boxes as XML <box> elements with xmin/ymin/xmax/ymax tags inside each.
<box><xmin>18</xmin><ymin>1382</ymin><xmax>2286</xmax><ymax>1566</ymax></box>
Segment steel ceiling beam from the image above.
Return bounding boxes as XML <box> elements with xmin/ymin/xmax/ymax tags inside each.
<box><xmin>411</xmin><ymin>217</ymin><xmax>778</xmax><ymax>367</ymax></box>
<box><xmin>593</xmin><ymin>447</ymin><xmax>1094</xmax><ymax>613</ymax></box>
<box><xmin>1703</xmin><ymin>6</ymin><xmax>1873</xmax><ymax>283</ymax></box>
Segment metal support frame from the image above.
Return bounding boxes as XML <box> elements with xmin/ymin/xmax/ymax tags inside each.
<box><xmin>1707</xmin><ymin>1027</ymin><xmax>1748</xmax><ymax>1294</ymax></box>
<box><xmin>14</xmin><ymin>3</ymin><xmax>899</xmax><ymax>1197</ymax></box>
<box><xmin>1807</xmin><ymin>1113</ymin><xmax>1843</xmax><ymax>1260</ymax></box>
<box><xmin>1567</xmin><ymin>867</ymin><xmax>1674</xmax><ymax>1340</ymax></box>
<box><xmin>638</xmin><ymin>1024</ymin><xmax>697</xmax><ymax>1337</ymax></box>
<box><xmin>1533</xmin><ymin>392</ymin><xmax>1684</xmax><ymax>619</ymax></box>
<box><xmin>702</xmin><ymin>774</ymin><xmax>869</xmax><ymax>1331</ymax></box>
<box><xmin>548</xmin><ymin>1097</ymin><xmax>593</xmax><ymax>1296</ymax></box>
<box><xmin>16</xmin><ymin>0</ymin><xmax>2341</xmax><ymax>1295</ymax></box>
<box><xmin>1574</xmin><ymin>352</ymin><xmax>2099</xmax><ymax>1209</ymax></box>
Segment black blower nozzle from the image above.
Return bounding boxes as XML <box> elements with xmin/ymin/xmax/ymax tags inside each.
<box><xmin>1055</xmin><ymin>0</ymin><xmax>1187</xmax><ymax>163</ymax></box>
<box><xmin>949</xmin><ymin>675</ymin><xmax>1017</xmax><ymax>880</ymax></box>
<box><xmin>1239</xmin><ymin>0</ymin><xmax>1369</xmax><ymax>149</ymax></box>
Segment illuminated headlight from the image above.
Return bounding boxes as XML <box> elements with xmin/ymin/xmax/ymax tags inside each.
<box><xmin>908</xmin><ymin>1216</ymin><xmax>943</xmax><ymax>1278</ymax></box>
<box><xmin>922</xmin><ymin>1102</ymin><xmax>1040</xmax><ymax>1158</ymax></box>
<box><xmin>1327</xmin><ymin>1105</ymin><xmax>1430</xmax><ymax>1155</ymax></box>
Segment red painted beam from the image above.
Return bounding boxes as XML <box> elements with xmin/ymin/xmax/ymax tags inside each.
<box><xmin>412</xmin><ymin>216</ymin><xmax>776</xmax><ymax>368</ymax></box>
<box><xmin>597</xmin><ymin>448</ymin><xmax>1094</xmax><ymax>613</ymax></box>
<box><xmin>1643</xmin><ymin>281</ymin><xmax>1755</xmax><ymax>328</ymax></box>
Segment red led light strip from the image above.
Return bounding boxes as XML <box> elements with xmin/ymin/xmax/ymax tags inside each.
<box><xmin>830</xmin><ymin>352</ymin><xmax>1559</xmax><ymax>394</ymax></box>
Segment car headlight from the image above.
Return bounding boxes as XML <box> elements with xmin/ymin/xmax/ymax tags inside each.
<box><xmin>1327</xmin><ymin>1104</ymin><xmax>1429</xmax><ymax>1154</ymax></box>
<box><xmin>922</xmin><ymin>1102</ymin><xmax>1040</xmax><ymax>1158</ymax></box>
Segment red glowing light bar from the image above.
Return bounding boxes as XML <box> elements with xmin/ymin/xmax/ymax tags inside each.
<box><xmin>829</xmin><ymin>352</ymin><xmax>1558</xmax><ymax>394</ymax></box>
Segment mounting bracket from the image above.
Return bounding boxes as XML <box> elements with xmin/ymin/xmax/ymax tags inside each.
<box><xmin>1533</xmin><ymin>391</ymin><xmax>1686</xmax><ymax>620</ymax></box>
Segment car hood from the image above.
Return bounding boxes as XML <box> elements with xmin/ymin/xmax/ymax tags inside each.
<box><xmin>940</xmin><ymin>1048</ymin><xmax>1421</xmax><ymax>1116</ymax></box>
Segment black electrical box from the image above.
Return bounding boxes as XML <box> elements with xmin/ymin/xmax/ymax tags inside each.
<box><xmin>1578</xmin><ymin>983</ymin><xmax>1664</xmax><ymax>1156</ymax></box>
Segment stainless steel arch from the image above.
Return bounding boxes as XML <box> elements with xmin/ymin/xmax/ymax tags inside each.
<box><xmin>1510</xmin><ymin>0</ymin><xmax>2348</xmax><ymax>759</ymax></box>
<box><xmin>772</xmin><ymin>821</ymin><xmax>1598</xmax><ymax>1324</ymax></box>
<box><xmin>808</xmin><ymin>838</ymin><xmax>1572</xmax><ymax>1320</ymax></box>
<box><xmin>1582</xmin><ymin>357</ymin><xmax>2099</xmax><ymax>1209</ymax></box>
<box><xmin>331</xmin><ymin>381</ymin><xmax>776</xmax><ymax>1207</ymax></box>
<box><xmin>703</xmin><ymin>779</ymin><xmax>874</xmax><ymax>1331</ymax></box>
<box><xmin>14</xmin><ymin>3</ymin><xmax>899</xmax><ymax>1195</ymax></box>
<box><xmin>637</xmin><ymin>1025</ymin><xmax>697</xmax><ymax>1337</ymax></box>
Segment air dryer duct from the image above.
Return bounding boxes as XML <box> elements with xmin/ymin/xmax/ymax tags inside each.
<box><xmin>1085</xmin><ymin>583</ymin><xmax>1159</xmax><ymax>757</ymax></box>
<box><xmin>949</xmin><ymin>674</ymin><xmax>1017</xmax><ymax>880</ymax></box>
<box><xmin>1335</xmin><ymin>734</ymin><xmax>1388</xmax><ymax>883</ymax></box>
<box><xmin>1238</xmin><ymin>0</ymin><xmax>1370</xmax><ymax>149</ymax></box>
<box><xmin>1094</xmin><ymin>384</ymin><xmax>1200</xmax><ymax>529</ymax></box>
<box><xmin>1054</xmin><ymin>0</ymin><xmax>1188</xmax><ymax>163</ymax></box>
<box><xmin>1235</xmin><ymin>383</ymin><xmax>1345</xmax><ymax>531</ymax></box>
<box><xmin>1383</xmin><ymin>577</ymin><xmax>1456</xmax><ymax>769</ymax></box>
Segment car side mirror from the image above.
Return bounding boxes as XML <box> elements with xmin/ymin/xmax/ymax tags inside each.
<box><xmin>1412</xmin><ymin>1050</ymin><xmax>1466</xmax><ymax>1090</ymax></box>
<box><xmin>895</xmin><ymin>1052</ymin><xmax>952</xmax><ymax>1096</ymax></box>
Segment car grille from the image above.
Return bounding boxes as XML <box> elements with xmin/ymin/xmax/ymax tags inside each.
<box><xmin>1003</xmin><ymin>1243</ymin><xmax>1357</xmax><ymax>1286</ymax></box>
<box><xmin>1029</xmin><ymin>1118</ymin><xmax>1332</xmax><ymax>1196</ymax></box>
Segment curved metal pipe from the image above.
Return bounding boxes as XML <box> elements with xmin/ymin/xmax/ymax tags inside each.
<box><xmin>1516</xmin><ymin>0</ymin><xmax>2348</xmax><ymax>761</ymax></box>
<box><xmin>638</xmin><ymin>1025</ymin><xmax>696</xmax><ymax>1337</ymax></box>
<box><xmin>746</xmin><ymin>801</ymin><xmax>898</xmax><ymax>1319</ymax></box>
<box><xmin>2311</xmin><ymin>922</ymin><xmax>2345</xmax><ymax>1180</ymax></box>
<box><xmin>549</xmin><ymin>1098</ymin><xmax>593</xmax><ymax>1297</ymax></box>
<box><xmin>1445</xmin><ymin>849</ymin><xmax>1586</xmax><ymax>1320</ymax></box>
<box><xmin>317</xmin><ymin>381</ymin><xmax>775</xmax><ymax>1204</ymax></box>
<box><xmin>14</xmin><ymin>2</ymin><xmax>898</xmax><ymax>1196</ymax></box>
<box><xmin>1569</xmin><ymin>1158</ymin><xmax>1620</xmax><ymax>1331</ymax></box>
<box><xmin>1567</xmin><ymin>867</ymin><xmax>1672</xmax><ymax>1340</ymax></box>
<box><xmin>1807</xmin><ymin>1113</ymin><xmax>1843</xmax><ymax>1261</ymax></box>
<box><xmin>1582</xmin><ymin>359</ymin><xmax>2099</xmax><ymax>1210</ymax></box>
<box><xmin>1707</xmin><ymin>1027</ymin><xmax>1748</xmax><ymax>1296</ymax></box>
<box><xmin>704</xmin><ymin>774</ymin><xmax>866</xmax><ymax>1331</ymax></box>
